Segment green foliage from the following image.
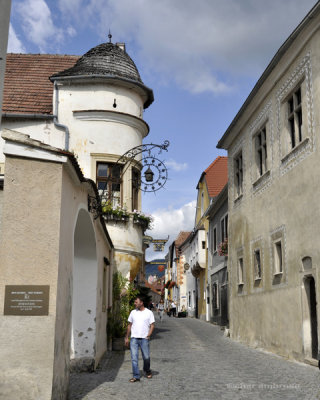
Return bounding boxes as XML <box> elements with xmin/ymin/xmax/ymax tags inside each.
<box><xmin>108</xmin><ymin>271</ymin><xmax>139</xmax><ymax>338</ymax></box>
<box><xmin>102</xmin><ymin>201</ymin><xmax>130</xmax><ymax>219</ymax></box>
<box><xmin>132</xmin><ymin>211</ymin><xmax>153</xmax><ymax>230</ymax></box>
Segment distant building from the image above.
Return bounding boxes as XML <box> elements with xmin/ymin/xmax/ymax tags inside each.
<box><xmin>206</xmin><ymin>183</ymin><xmax>228</xmax><ymax>326</ymax></box>
<box><xmin>180</xmin><ymin>157</ymin><xmax>228</xmax><ymax>320</ymax></box>
<box><xmin>217</xmin><ymin>2</ymin><xmax>320</xmax><ymax>364</ymax></box>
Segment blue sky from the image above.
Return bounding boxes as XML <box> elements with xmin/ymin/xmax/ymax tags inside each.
<box><xmin>7</xmin><ymin>0</ymin><xmax>318</xmax><ymax>259</ymax></box>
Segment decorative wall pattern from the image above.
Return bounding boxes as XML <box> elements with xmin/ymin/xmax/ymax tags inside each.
<box><xmin>276</xmin><ymin>52</ymin><xmax>314</xmax><ymax>176</ymax></box>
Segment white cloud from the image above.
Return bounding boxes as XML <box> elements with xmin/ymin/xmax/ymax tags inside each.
<box><xmin>145</xmin><ymin>200</ymin><xmax>196</xmax><ymax>261</ymax></box>
<box><xmin>166</xmin><ymin>159</ymin><xmax>188</xmax><ymax>172</ymax></box>
<box><xmin>67</xmin><ymin>26</ymin><xmax>77</xmax><ymax>38</ymax></box>
<box><xmin>7</xmin><ymin>24</ymin><xmax>26</xmax><ymax>53</ymax></box>
<box><xmin>60</xmin><ymin>0</ymin><xmax>317</xmax><ymax>94</ymax></box>
<box><xmin>16</xmin><ymin>0</ymin><xmax>64</xmax><ymax>52</ymax></box>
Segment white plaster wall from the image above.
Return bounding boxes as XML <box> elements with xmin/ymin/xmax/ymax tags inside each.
<box><xmin>0</xmin><ymin>136</ymin><xmax>113</xmax><ymax>398</ymax></box>
<box><xmin>0</xmin><ymin>119</ymin><xmax>65</xmax><ymax>162</ymax></box>
<box><xmin>72</xmin><ymin>209</ymin><xmax>97</xmax><ymax>359</ymax></box>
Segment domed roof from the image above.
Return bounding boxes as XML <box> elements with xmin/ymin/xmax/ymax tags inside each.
<box><xmin>50</xmin><ymin>41</ymin><xmax>154</xmax><ymax>108</ymax></box>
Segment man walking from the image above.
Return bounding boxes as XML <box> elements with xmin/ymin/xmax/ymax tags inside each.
<box><xmin>125</xmin><ymin>295</ymin><xmax>155</xmax><ymax>382</ymax></box>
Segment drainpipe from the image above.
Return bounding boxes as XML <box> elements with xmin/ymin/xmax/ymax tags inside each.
<box><xmin>53</xmin><ymin>81</ymin><xmax>70</xmax><ymax>151</ymax></box>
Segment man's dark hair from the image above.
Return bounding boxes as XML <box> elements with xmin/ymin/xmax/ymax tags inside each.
<box><xmin>135</xmin><ymin>295</ymin><xmax>145</xmax><ymax>304</ymax></box>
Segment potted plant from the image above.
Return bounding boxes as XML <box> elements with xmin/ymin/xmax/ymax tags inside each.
<box><xmin>218</xmin><ymin>238</ymin><xmax>228</xmax><ymax>256</ymax></box>
<box><xmin>132</xmin><ymin>210</ymin><xmax>153</xmax><ymax>231</ymax></box>
<box><xmin>108</xmin><ymin>271</ymin><xmax>138</xmax><ymax>350</ymax></box>
<box><xmin>102</xmin><ymin>201</ymin><xmax>130</xmax><ymax>223</ymax></box>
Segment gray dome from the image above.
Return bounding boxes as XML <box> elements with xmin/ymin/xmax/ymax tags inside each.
<box><xmin>50</xmin><ymin>42</ymin><xmax>154</xmax><ymax>108</ymax></box>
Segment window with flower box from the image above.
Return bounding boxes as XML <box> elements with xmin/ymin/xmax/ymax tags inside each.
<box><xmin>96</xmin><ymin>162</ymin><xmax>122</xmax><ymax>207</ymax></box>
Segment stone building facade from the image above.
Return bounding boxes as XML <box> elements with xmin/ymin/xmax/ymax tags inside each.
<box><xmin>217</xmin><ymin>2</ymin><xmax>320</xmax><ymax>364</ymax></box>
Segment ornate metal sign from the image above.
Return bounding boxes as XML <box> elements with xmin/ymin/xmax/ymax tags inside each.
<box><xmin>152</xmin><ymin>237</ymin><xmax>169</xmax><ymax>252</ymax></box>
<box><xmin>88</xmin><ymin>141</ymin><xmax>170</xmax><ymax>219</ymax></box>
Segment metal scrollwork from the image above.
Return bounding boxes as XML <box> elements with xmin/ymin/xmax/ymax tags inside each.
<box><xmin>88</xmin><ymin>141</ymin><xmax>170</xmax><ymax>218</ymax></box>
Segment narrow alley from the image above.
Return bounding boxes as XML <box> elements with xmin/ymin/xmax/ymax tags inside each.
<box><xmin>69</xmin><ymin>314</ymin><xmax>320</xmax><ymax>400</ymax></box>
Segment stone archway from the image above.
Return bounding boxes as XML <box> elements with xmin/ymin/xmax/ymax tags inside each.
<box><xmin>71</xmin><ymin>209</ymin><xmax>98</xmax><ymax>367</ymax></box>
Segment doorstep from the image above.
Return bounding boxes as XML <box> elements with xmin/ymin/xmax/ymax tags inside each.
<box><xmin>304</xmin><ymin>358</ymin><xmax>318</xmax><ymax>367</ymax></box>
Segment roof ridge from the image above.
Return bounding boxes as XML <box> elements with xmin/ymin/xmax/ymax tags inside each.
<box><xmin>7</xmin><ymin>53</ymin><xmax>80</xmax><ymax>57</ymax></box>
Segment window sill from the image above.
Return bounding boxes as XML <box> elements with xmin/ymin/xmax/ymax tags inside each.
<box><xmin>238</xmin><ymin>282</ymin><xmax>244</xmax><ymax>286</ymax></box>
<box><xmin>273</xmin><ymin>271</ymin><xmax>283</xmax><ymax>277</ymax></box>
<box><xmin>253</xmin><ymin>170</ymin><xmax>270</xmax><ymax>189</ymax></box>
<box><xmin>254</xmin><ymin>277</ymin><xmax>262</xmax><ymax>281</ymax></box>
<box><xmin>281</xmin><ymin>137</ymin><xmax>309</xmax><ymax>164</ymax></box>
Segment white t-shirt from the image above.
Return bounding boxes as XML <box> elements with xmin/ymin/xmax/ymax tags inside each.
<box><xmin>128</xmin><ymin>308</ymin><xmax>155</xmax><ymax>338</ymax></box>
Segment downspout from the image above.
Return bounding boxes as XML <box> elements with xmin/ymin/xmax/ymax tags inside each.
<box><xmin>53</xmin><ymin>81</ymin><xmax>70</xmax><ymax>151</ymax></box>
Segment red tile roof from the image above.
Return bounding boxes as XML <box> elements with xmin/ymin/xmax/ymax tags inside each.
<box><xmin>3</xmin><ymin>54</ymin><xmax>79</xmax><ymax>115</ymax></box>
<box><xmin>203</xmin><ymin>156</ymin><xmax>228</xmax><ymax>198</ymax></box>
<box><xmin>174</xmin><ymin>231</ymin><xmax>191</xmax><ymax>255</ymax></box>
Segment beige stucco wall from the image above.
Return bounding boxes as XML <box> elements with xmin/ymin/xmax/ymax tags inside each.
<box><xmin>226</xmin><ymin>15</ymin><xmax>320</xmax><ymax>362</ymax></box>
<box><xmin>0</xmin><ymin>132</ymin><xmax>113</xmax><ymax>399</ymax></box>
<box><xmin>0</xmin><ymin>156</ymin><xmax>63</xmax><ymax>399</ymax></box>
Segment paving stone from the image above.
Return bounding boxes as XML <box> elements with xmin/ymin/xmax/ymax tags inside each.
<box><xmin>68</xmin><ymin>313</ymin><xmax>320</xmax><ymax>399</ymax></box>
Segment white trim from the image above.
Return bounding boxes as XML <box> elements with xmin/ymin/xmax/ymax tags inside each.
<box><xmin>73</xmin><ymin>110</ymin><xmax>149</xmax><ymax>137</ymax></box>
<box><xmin>4</xmin><ymin>141</ymin><xmax>67</xmax><ymax>164</ymax></box>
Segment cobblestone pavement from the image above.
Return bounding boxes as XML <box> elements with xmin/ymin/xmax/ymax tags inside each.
<box><xmin>69</xmin><ymin>313</ymin><xmax>320</xmax><ymax>400</ymax></box>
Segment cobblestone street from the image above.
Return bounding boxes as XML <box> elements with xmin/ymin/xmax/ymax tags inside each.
<box><xmin>69</xmin><ymin>314</ymin><xmax>320</xmax><ymax>400</ymax></box>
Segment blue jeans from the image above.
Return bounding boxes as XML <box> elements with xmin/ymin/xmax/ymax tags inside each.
<box><xmin>130</xmin><ymin>338</ymin><xmax>151</xmax><ymax>378</ymax></box>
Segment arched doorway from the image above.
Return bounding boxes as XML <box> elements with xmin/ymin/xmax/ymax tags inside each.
<box><xmin>302</xmin><ymin>275</ymin><xmax>318</xmax><ymax>359</ymax></box>
<box><xmin>71</xmin><ymin>209</ymin><xmax>97</xmax><ymax>362</ymax></box>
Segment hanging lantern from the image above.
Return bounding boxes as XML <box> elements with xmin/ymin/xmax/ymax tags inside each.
<box><xmin>144</xmin><ymin>166</ymin><xmax>154</xmax><ymax>182</ymax></box>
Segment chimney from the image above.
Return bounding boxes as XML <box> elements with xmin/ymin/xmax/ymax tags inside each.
<box><xmin>116</xmin><ymin>42</ymin><xmax>126</xmax><ymax>52</ymax></box>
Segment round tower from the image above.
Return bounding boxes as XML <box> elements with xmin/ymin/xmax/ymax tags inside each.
<box><xmin>50</xmin><ymin>39</ymin><xmax>154</xmax><ymax>279</ymax></box>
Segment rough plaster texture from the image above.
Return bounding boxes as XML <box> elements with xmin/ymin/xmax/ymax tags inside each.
<box><xmin>224</xmin><ymin>15</ymin><xmax>320</xmax><ymax>363</ymax></box>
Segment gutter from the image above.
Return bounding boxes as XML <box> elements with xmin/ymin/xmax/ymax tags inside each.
<box><xmin>2</xmin><ymin>113</ymin><xmax>54</xmax><ymax>119</ymax></box>
<box><xmin>53</xmin><ymin>81</ymin><xmax>70</xmax><ymax>151</ymax></box>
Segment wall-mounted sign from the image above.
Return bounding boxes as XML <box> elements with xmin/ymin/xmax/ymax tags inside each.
<box><xmin>152</xmin><ymin>238</ymin><xmax>169</xmax><ymax>252</ymax></box>
<box><xmin>4</xmin><ymin>285</ymin><xmax>50</xmax><ymax>316</ymax></box>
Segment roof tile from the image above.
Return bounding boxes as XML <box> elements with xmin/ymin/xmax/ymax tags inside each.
<box><xmin>203</xmin><ymin>156</ymin><xmax>228</xmax><ymax>198</ymax></box>
<box><xmin>3</xmin><ymin>54</ymin><xmax>79</xmax><ymax>115</ymax></box>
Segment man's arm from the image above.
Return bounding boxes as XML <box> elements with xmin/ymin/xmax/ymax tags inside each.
<box><xmin>125</xmin><ymin>322</ymin><xmax>132</xmax><ymax>347</ymax></box>
<box><xmin>147</xmin><ymin>322</ymin><xmax>155</xmax><ymax>339</ymax></box>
